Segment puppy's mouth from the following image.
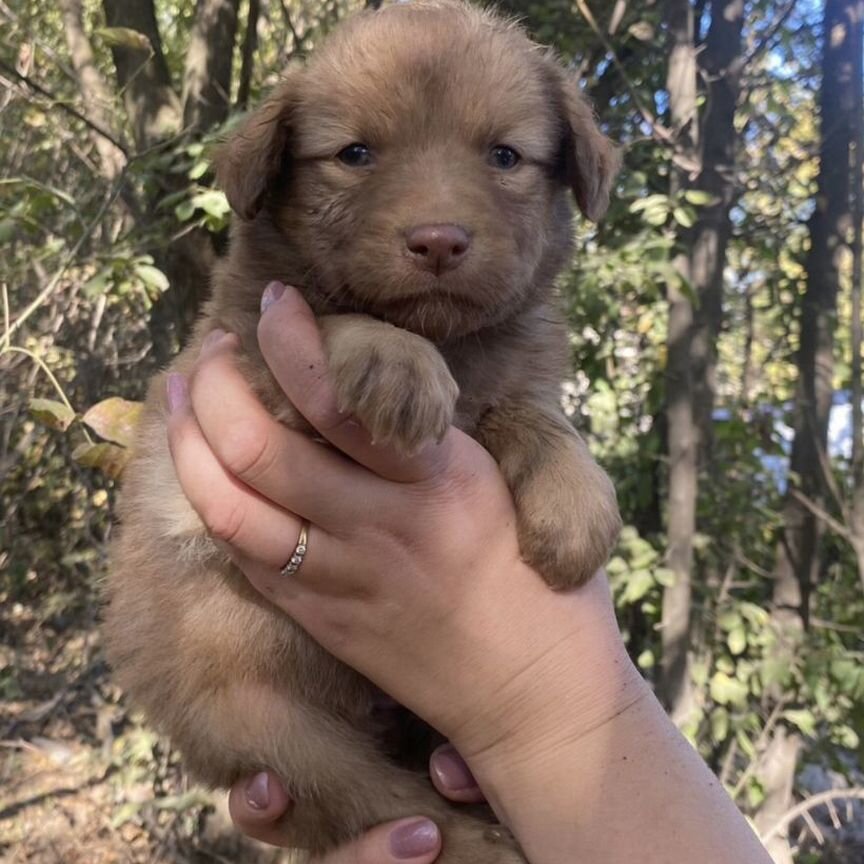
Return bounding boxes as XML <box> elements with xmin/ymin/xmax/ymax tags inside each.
<box><xmin>334</xmin><ymin>284</ymin><xmax>489</xmax><ymax>339</ymax></box>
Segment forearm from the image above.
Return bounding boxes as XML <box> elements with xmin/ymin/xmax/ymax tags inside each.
<box><xmin>468</xmin><ymin>652</ymin><xmax>771</xmax><ymax>864</ymax></box>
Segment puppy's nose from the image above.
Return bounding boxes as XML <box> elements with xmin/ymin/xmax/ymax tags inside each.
<box><xmin>405</xmin><ymin>224</ymin><xmax>471</xmax><ymax>275</ymax></box>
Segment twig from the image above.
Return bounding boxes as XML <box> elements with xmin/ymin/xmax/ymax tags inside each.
<box><xmin>0</xmin><ymin>58</ymin><xmax>128</xmax><ymax>155</ymax></box>
<box><xmin>6</xmin><ymin>172</ymin><xmax>126</xmax><ymax>341</ymax></box>
<box><xmin>760</xmin><ymin>788</ymin><xmax>864</xmax><ymax>844</ymax></box>
<box><xmin>790</xmin><ymin>489</ymin><xmax>851</xmax><ymax>540</ymax></box>
<box><xmin>730</xmin><ymin>699</ymin><xmax>788</xmax><ymax>801</ymax></box>
<box><xmin>744</xmin><ymin>0</ymin><xmax>798</xmax><ymax>68</ymax></box>
<box><xmin>573</xmin><ymin>0</ymin><xmax>673</xmax><ymax>146</ymax></box>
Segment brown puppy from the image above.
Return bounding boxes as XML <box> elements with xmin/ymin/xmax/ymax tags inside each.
<box><xmin>105</xmin><ymin>2</ymin><xmax>622</xmax><ymax>861</ymax></box>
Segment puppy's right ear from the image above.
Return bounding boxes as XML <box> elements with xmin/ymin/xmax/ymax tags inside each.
<box><xmin>213</xmin><ymin>80</ymin><xmax>296</xmax><ymax>220</ymax></box>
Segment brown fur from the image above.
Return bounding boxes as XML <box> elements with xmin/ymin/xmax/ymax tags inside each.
<box><xmin>105</xmin><ymin>2</ymin><xmax>622</xmax><ymax>861</ymax></box>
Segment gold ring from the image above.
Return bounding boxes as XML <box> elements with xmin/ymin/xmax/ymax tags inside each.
<box><xmin>280</xmin><ymin>521</ymin><xmax>309</xmax><ymax>577</ymax></box>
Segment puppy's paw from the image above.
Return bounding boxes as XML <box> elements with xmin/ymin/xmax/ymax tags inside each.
<box><xmin>322</xmin><ymin>315</ymin><xmax>459</xmax><ymax>452</ymax></box>
<box><xmin>514</xmin><ymin>453</ymin><xmax>622</xmax><ymax>588</ymax></box>
<box><xmin>480</xmin><ymin>405</ymin><xmax>621</xmax><ymax>589</ymax></box>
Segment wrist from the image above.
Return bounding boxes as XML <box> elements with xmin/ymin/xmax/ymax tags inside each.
<box><xmin>447</xmin><ymin>569</ymin><xmax>647</xmax><ymax>768</ymax></box>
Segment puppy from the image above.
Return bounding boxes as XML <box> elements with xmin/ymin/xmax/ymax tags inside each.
<box><xmin>105</xmin><ymin>2</ymin><xmax>622</xmax><ymax>861</ymax></box>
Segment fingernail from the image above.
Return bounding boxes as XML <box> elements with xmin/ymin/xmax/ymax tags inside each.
<box><xmin>389</xmin><ymin>819</ymin><xmax>440</xmax><ymax>859</ymax></box>
<box><xmin>260</xmin><ymin>281</ymin><xmax>286</xmax><ymax>314</ymax></box>
<box><xmin>245</xmin><ymin>772</ymin><xmax>270</xmax><ymax>811</ymax></box>
<box><xmin>166</xmin><ymin>373</ymin><xmax>188</xmax><ymax>414</ymax></box>
<box><xmin>201</xmin><ymin>328</ymin><xmax>226</xmax><ymax>354</ymax></box>
<box><xmin>431</xmin><ymin>744</ymin><xmax>478</xmax><ymax>792</ymax></box>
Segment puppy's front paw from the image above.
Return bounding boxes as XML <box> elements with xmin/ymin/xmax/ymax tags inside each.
<box><xmin>479</xmin><ymin>406</ymin><xmax>621</xmax><ymax>588</ymax></box>
<box><xmin>515</xmin><ymin>452</ymin><xmax>622</xmax><ymax>588</ymax></box>
<box><xmin>322</xmin><ymin>316</ymin><xmax>459</xmax><ymax>452</ymax></box>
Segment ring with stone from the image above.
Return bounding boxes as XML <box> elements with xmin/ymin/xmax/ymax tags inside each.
<box><xmin>280</xmin><ymin>521</ymin><xmax>310</xmax><ymax>577</ymax></box>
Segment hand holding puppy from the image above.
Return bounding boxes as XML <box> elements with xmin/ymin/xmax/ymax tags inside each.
<box><xmin>168</xmin><ymin>284</ymin><xmax>639</xmax><ymax>760</ymax></box>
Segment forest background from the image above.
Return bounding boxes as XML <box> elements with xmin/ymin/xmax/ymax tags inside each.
<box><xmin>1</xmin><ymin>0</ymin><xmax>863</xmax><ymax>862</ymax></box>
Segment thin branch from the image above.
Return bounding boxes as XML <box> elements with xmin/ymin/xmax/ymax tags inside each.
<box><xmin>0</xmin><ymin>59</ymin><xmax>128</xmax><ymax>155</ymax></box>
<box><xmin>6</xmin><ymin>172</ymin><xmax>127</xmax><ymax>340</ymax></box>
<box><xmin>730</xmin><ymin>699</ymin><xmax>788</xmax><ymax>801</ymax></box>
<box><xmin>760</xmin><ymin>788</ymin><xmax>864</xmax><ymax>844</ymax></box>
<box><xmin>744</xmin><ymin>0</ymin><xmax>798</xmax><ymax>68</ymax></box>
<box><xmin>789</xmin><ymin>489</ymin><xmax>851</xmax><ymax>541</ymax></box>
<box><xmin>573</xmin><ymin>0</ymin><xmax>674</xmax><ymax>146</ymax></box>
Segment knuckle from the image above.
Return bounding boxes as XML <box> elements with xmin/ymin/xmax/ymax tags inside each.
<box><xmin>217</xmin><ymin>420</ymin><xmax>276</xmax><ymax>482</ymax></box>
<box><xmin>200</xmin><ymin>499</ymin><xmax>246</xmax><ymax>546</ymax></box>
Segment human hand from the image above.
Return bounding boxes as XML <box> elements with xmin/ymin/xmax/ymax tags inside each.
<box><xmin>229</xmin><ymin>744</ymin><xmax>484</xmax><ymax>861</ymax></box>
<box><xmin>167</xmin><ymin>282</ymin><xmax>639</xmax><ymax>761</ymax></box>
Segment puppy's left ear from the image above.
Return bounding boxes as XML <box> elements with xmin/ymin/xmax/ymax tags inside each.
<box><xmin>555</xmin><ymin>71</ymin><xmax>621</xmax><ymax>223</ymax></box>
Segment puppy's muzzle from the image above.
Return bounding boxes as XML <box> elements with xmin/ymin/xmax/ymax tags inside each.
<box><xmin>405</xmin><ymin>223</ymin><xmax>471</xmax><ymax>276</ymax></box>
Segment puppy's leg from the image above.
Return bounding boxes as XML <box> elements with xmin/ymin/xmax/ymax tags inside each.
<box><xmin>172</xmin><ymin>682</ymin><xmax>526</xmax><ymax>864</ymax></box>
<box><xmin>319</xmin><ymin>315</ymin><xmax>459</xmax><ymax>452</ymax></box>
<box><xmin>477</xmin><ymin>401</ymin><xmax>621</xmax><ymax>588</ymax></box>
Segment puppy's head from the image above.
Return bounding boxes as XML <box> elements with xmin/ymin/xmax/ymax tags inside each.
<box><xmin>215</xmin><ymin>0</ymin><xmax>619</xmax><ymax>340</ymax></box>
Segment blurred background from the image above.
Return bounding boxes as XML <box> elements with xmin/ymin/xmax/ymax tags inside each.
<box><xmin>1</xmin><ymin>0</ymin><xmax>863</xmax><ymax>861</ymax></box>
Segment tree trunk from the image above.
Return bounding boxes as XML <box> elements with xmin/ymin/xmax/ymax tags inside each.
<box><xmin>659</xmin><ymin>0</ymin><xmax>699</xmax><ymax>723</ymax></box>
<box><xmin>753</xmin><ymin>727</ymin><xmax>802</xmax><ymax>864</ymax></box>
<box><xmin>59</xmin><ymin>0</ymin><xmax>126</xmax><ymax>180</ymax></box>
<box><xmin>182</xmin><ymin>0</ymin><xmax>241</xmax><ymax>133</ymax></box>
<box><xmin>776</xmin><ymin>0</ymin><xmax>855</xmax><ymax>624</ymax></box>
<box><xmin>761</xmin><ymin>1</ymin><xmax>858</xmax><ymax>858</ymax></box>
<box><xmin>101</xmin><ymin>0</ymin><xmax>181</xmax><ymax>150</ymax></box>
<box><xmin>237</xmin><ymin>0</ymin><xmax>261</xmax><ymax>110</ymax></box>
<box><xmin>690</xmin><ymin>0</ymin><xmax>745</xmax><ymax>454</ymax></box>
<box><xmin>850</xmin><ymin>0</ymin><xmax>864</xmax><ymax>591</ymax></box>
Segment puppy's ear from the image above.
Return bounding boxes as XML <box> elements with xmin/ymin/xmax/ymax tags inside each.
<box><xmin>212</xmin><ymin>79</ymin><xmax>297</xmax><ymax>220</ymax></box>
<box><xmin>555</xmin><ymin>72</ymin><xmax>621</xmax><ymax>223</ymax></box>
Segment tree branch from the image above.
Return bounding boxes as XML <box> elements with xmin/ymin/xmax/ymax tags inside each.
<box><xmin>574</xmin><ymin>0</ymin><xmax>674</xmax><ymax>146</ymax></box>
<box><xmin>0</xmin><ymin>59</ymin><xmax>128</xmax><ymax>155</ymax></box>
<box><xmin>760</xmin><ymin>788</ymin><xmax>864</xmax><ymax>845</ymax></box>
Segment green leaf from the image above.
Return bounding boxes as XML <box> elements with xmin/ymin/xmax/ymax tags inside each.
<box><xmin>136</xmin><ymin>264</ymin><xmax>169</xmax><ymax>294</ymax></box>
<box><xmin>81</xmin><ymin>398</ymin><xmax>142</xmax><ymax>448</ymax></box>
<box><xmin>29</xmin><ymin>398</ymin><xmax>75</xmax><ymax>432</ymax></box>
<box><xmin>95</xmin><ymin>27</ymin><xmax>153</xmax><ymax>53</ymax></box>
<box><xmin>189</xmin><ymin>160</ymin><xmax>209</xmax><ymax>180</ymax></box>
<box><xmin>727</xmin><ymin>626</ymin><xmax>747</xmax><ymax>656</ymax></box>
<box><xmin>710</xmin><ymin>707</ymin><xmax>730</xmax><ymax>744</ymax></box>
<box><xmin>673</xmin><ymin>206</ymin><xmax>696</xmax><ymax>228</ymax></box>
<box><xmin>83</xmin><ymin>267</ymin><xmax>113</xmax><ymax>299</ymax></box>
<box><xmin>683</xmin><ymin>190</ymin><xmax>720</xmax><ymax>207</ymax></box>
<box><xmin>623</xmin><ymin>569</ymin><xmax>654</xmax><ymax>603</ymax></box>
<box><xmin>710</xmin><ymin>671</ymin><xmax>749</xmax><ymax>707</ymax></box>
<box><xmin>637</xmin><ymin>649</ymin><xmax>655</xmax><ymax>669</ymax></box>
<box><xmin>191</xmin><ymin>189</ymin><xmax>230</xmax><ymax>220</ymax></box>
<box><xmin>783</xmin><ymin>709</ymin><xmax>817</xmax><ymax>736</ymax></box>
<box><xmin>175</xmin><ymin>199</ymin><xmax>196</xmax><ymax>222</ymax></box>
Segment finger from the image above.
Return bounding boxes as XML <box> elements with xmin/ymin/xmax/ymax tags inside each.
<box><xmin>429</xmin><ymin>744</ymin><xmax>487</xmax><ymax>804</ymax></box>
<box><xmin>258</xmin><ymin>282</ymin><xmax>453</xmax><ymax>484</ymax></box>
<box><xmin>166</xmin><ymin>373</ymin><xmax>336</xmax><ymax>572</ymax></box>
<box><xmin>310</xmin><ymin>818</ymin><xmax>441</xmax><ymax>864</ymax></box>
<box><xmin>228</xmin><ymin>771</ymin><xmax>294</xmax><ymax>847</ymax></box>
<box><xmin>189</xmin><ymin>332</ymin><xmax>388</xmax><ymax>532</ymax></box>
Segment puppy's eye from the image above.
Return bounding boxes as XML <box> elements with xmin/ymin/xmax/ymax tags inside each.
<box><xmin>338</xmin><ymin>143</ymin><xmax>374</xmax><ymax>167</ymax></box>
<box><xmin>489</xmin><ymin>146</ymin><xmax>521</xmax><ymax>170</ymax></box>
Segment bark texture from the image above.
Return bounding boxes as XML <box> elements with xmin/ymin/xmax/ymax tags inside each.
<box><xmin>182</xmin><ymin>0</ymin><xmax>241</xmax><ymax>132</ymax></box>
<box><xmin>761</xmin><ymin>2</ymin><xmax>859</xmax><ymax>858</ymax></box>
<box><xmin>659</xmin><ymin>0</ymin><xmax>700</xmax><ymax>722</ymax></box>
<box><xmin>102</xmin><ymin>0</ymin><xmax>181</xmax><ymax>149</ymax></box>
<box><xmin>690</xmin><ymin>0</ymin><xmax>745</xmax><ymax>453</ymax></box>
<box><xmin>59</xmin><ymin>0</ymin><xmax>127</xmax><ymax>180</ymax></box>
